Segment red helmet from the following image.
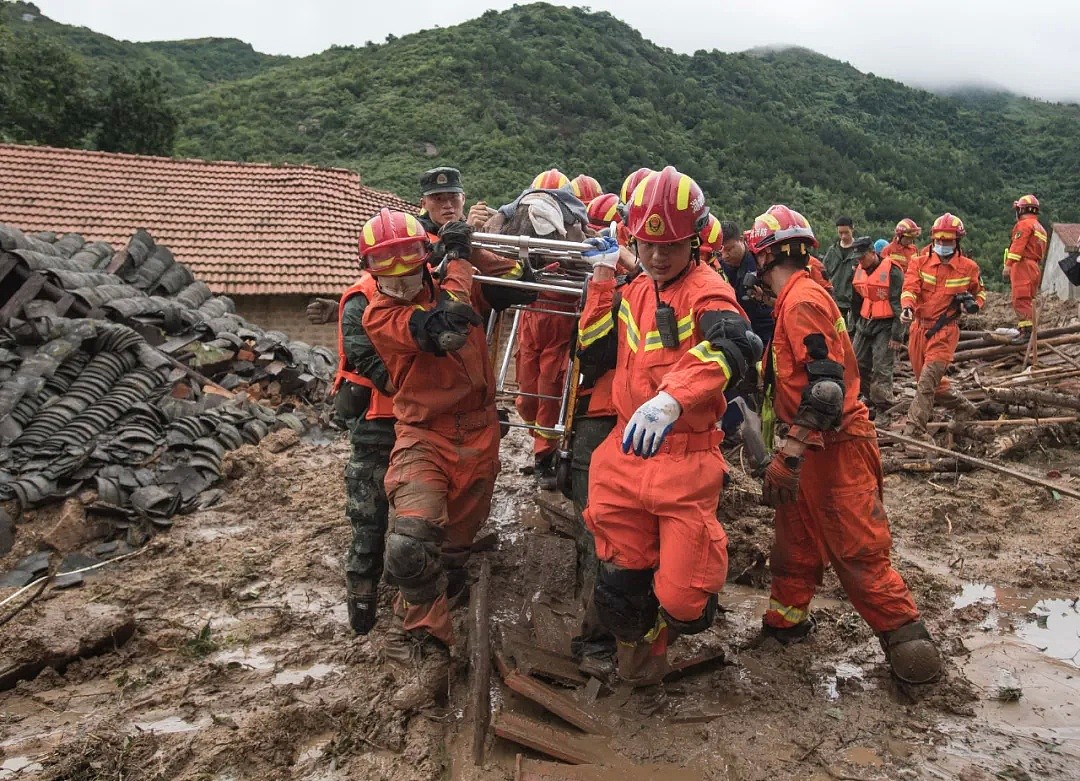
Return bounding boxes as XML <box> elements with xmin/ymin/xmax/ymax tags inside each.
<box><xmin>747</xmin><ymin>205</ymin><xmax>817</xmax><ymax>256</ymax></box>
<box><xmin>570</xmin><ymin>175</ymin><xmax>603</xmax><ymax>204</ymax></box>
<box><xmin>586</xmin><ymin>192</ymin><xmax>622</xmax><ymax>230</ymax></box>
<box><xmin>624</xmin><ymin>166</ymin><xmax>709</xmax><ymax>243</ymax></box>
<box><xmin>894</xmin><ymin>218</ymin><xmax>921</xmax><ymax>238</ymax></box>
<box><xmin>358</xmin><ymin>209</ymin><xmax>430</xmax><ymax>276</ymax></box>
<box><xmin>1013</xmin><ymin>194</ymin><xmax>1039</xmax><ymax>212</ymax></box>
<box><xmin>619</xmin><ymin>167</ymin><xmax>655</xmax><ymax>204</ymax></box>
<box><xmin>698</xmin><ymin>213</ymin><xmax>723</xmax><ymax>250</ymax></box>
<box><xmin>930</xmin><ymin>213</ymin><xmax>966</xmax><ymax>240</ymax></box>
<box><xmin>531</xmin><ymin>168</ymin><xmax>570</xmax><ymax>190</ymax></box>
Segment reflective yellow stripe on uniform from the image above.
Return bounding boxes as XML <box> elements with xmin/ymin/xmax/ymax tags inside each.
<box><xmin>579</xmin><ymin>311</ymin><xmax>613</xmax><ymax>347</ymax></box>
<box><xmin>919</xmin><ymin>271</ymin><xmax>936</xmax><ymax>285</ymax></box>
<box><xmin>643</xmin><ymin>313</ymin><xmax>694</xmax><ymax>351</ymax></box>
<box><xmin>1005</xmin><ymin>252</ymin><xmax>1023</xmax><ymax>261</ymax></box>
<box><xmin>619</xmin><ymin>298</ymin><xmax>641</xmax><ymax>352</ymax></box>
<box><xmin>688</xmin><ymin>340</ymin><xmax>733</xmax><ymax>380</ymax></box>
<box><xmin>1034</xmin><ymin>231</ymin><xmax>1047</xmax><ymax>243</ymax></box>
<box><xmin>834</xmin><ymin>316</ymin><xmax>847</xmax><ymax>334</ymax></box>
<box><xmin>767</xmin><ymin>598</ymin><xmax>809</xmax><ymax>625</ymax></box>
<box><xmin>497</xmin><ymin>260</ymin><xmax>524</xmax><ymax>279</ymax></box>
<box><xmin>944</xmin><ymin>277</ymin><xmax>971</xmax><ymax>288</ymax></box>
<box><xmin>900</xmin><ymin>291</ymin><xmax>917</xmax><ymax>304</ymax></box>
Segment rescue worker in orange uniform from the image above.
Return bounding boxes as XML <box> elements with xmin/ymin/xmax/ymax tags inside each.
<box><xmin>494</xmin><ymin>174</ymin><xmax>588</xmax><ymax>487</ymax></box>
<box><xmin>570</xmin><ymin>174</ymin><xmax>603</xmax><ymax>205</ymax></box>
<box><xmin>850</xmin><ymin>236</ymin><xmax>905</xmax><ymax>410</ymax></box>
<box><xmin>361</xmin><ymin>209</ymin><xmax>535</xmax><ymax>710</ymax></box>
<box><xmin>880</xmin><ymin>218</ymin><xmax>922</xmax><ymax>272</ymax></box>
<box><xmin>1004</xmin><ymin>194</ymin><xmax>1048</xmax><ymax>339</ymax></box>
<box><xmin>698</xmin><ymin>214</ymin><xmax>724</xmax><ymax>271</ymax></box>
<box><xmin>749</xmin><ymin>205</ymin><xmax>942</xmax><ymax>684</ymax></box>
<box><xmin>900</xmin><ymin>213</ymin><xmax>984</xmax><ymax>439</ymax></box>
<box><xmin>577</xmin><ymin>167</ymin><xmax>762</xmax><ymax>704</ymax></box>
<box><xmin>333</xmin><ymin>271</ymin><xmax>398</xmax><ymax>636</ymax></box>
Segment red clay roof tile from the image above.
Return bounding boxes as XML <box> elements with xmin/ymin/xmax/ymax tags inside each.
<box><xmin>0</xmin><ymin>142</ymin><xmax>417</xmax><ymax>295</ymax></box>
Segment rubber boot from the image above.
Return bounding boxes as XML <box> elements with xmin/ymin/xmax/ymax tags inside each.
<box><xmin>762</xmin><ymin>613</ymin><xmax>817</xmax><ymax>646</ymax></box>
<box><xmin>617</xmin><ymin>640</ymin><xmax>671</xmax><ymax>716</ymax></box>
<box><xmin>903</xmin><ymin>361</ymin><xmax>947</xmax><ymax>438</ymax></box>
<box><xmin>880</xmin><ymin>619</ymin><xmax>943</xmax><ymax>684</ymax></box>
<box><xmin>345</xmin><ymin>574</ymin><xmax>378</xmax><ymax>636</ymax></box>
<box><xmin>382</xmin><ymin>620</ymin><xmax>451</xmax><ymax>711</ymax></box>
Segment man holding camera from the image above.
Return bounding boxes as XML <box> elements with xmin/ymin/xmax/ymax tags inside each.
<box><xmin>900</xmin><ymin>213</ymin><xmax>984</xmax><ymax>438</ymax></box>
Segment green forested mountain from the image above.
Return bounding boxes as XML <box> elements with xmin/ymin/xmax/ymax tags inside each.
<box><xmin>4</xmin><ymin>1</ymin><xmax>1079</xmax><ymax>281</ymax></box>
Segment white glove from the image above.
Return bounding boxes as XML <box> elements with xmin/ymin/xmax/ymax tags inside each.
<box><xmin>583</xmin><ymin>236</ymin><xmax>620</xmax><ymax>270</ymax></box>
<box><xmin>622</xmin><ymin>391</ymin><xmax>681</xmax><ymax>458</ymax></box>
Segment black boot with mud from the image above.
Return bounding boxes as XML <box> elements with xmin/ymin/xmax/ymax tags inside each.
<box><xmin>345</xmin><ymin>574</ymin><xmax>378</xmax><ymax>635</ymax></box>
<box><xmin>761</xmin><ymin>614</ymin><xmax>817</xmax><ymax>646</ymax></box>
<box><xmin>880</xmin><ymin>619</ymin><xmax>943</xmax><ymax>684</ymax></box>
<box><xmin>535</xmin><ymin>452</ymin><xmax>558</xmax><ymax>492</ymax></box>
<box><xmin>381</xmin><ymin>623</ymin><xmax>452</xmax><ymax>711</ymax></box>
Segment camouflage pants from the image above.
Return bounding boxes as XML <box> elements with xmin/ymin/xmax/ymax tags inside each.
<box><xmin>345</xmin><ymin>443</ymin><xmax>392</xmax><ymax>582</ymax></box>
<box><xmin>853</xmin><ymin>320</ymin><xmax>897</xmax><ymax>406</ymax></box>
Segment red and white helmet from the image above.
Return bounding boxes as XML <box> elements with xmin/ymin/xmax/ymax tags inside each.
<box><xmin>747</xmin><ymin>204</ymin><xmax>817</xmax><ymax>257</ymax></box>
<box><xmin>570</xmin><ymin>174</ymin><xmax>603</xmax><ymax>204</ymax></box>
<box><xmin>531</xmin><ymin>168</ymin><xmax>570</xmax><ymax>190</ymax></box>
<box><xmin>894</xmin><ymin>218</ymin><xmax>921</xmax><ymax>238</ymax></box>
<box><xmin>930</xmin><ymin>213</ymin><xmax>966</xmax><ymax>240</ymax></box>
<box><xmin>586</xmin><ymin>193</ymin><xmax>622</xmax><ymax>230</ymax></box>
<box><xmin>619</xmin><ymin>167</ymin><xmax>655</xmax><ymax>204</ymax></box>
<box><xmin>1013</xmin><ymin>194</ymin><xmax>1040</xmax><ymax>213</ymax></box>
<box><xmin>624</xmin><ymin>166</ymin><xmax>709</xmax><ymax>244</ymax></box>
<box><xmin>358</xmin><ymin>209</ymin><xmax>431</xmax><ymax>277</ymax></box>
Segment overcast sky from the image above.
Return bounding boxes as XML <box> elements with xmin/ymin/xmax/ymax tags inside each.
<box><xmin>31</xmin><ymin>0</ymin><xmax>1080</xmax><ymax>103</ymax></box>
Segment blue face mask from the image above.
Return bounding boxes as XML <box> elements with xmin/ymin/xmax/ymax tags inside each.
<box><xmin>933</xmin><ymin>243</ymin><xmax>955</xmax><ymax>258</ymax></box>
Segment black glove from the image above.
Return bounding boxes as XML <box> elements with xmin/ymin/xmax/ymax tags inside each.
<box><xmin>699</xmin><ymin>310</ymin><xmax>764</xmax><ymax>390</ymax></box>
<box><xmin>438</xmin><ymin>220</ymin><xmax>473</xmax><ymax>261</ymax></box>
<box><xmin>956</xmin><ymin>292</ymin><xmax>979</xmax><ymax>315</ymax></box>
<box><xmin>409</xmin><ymin>292</ymin><xmax>483</xmax><ymax>355</ymax></box>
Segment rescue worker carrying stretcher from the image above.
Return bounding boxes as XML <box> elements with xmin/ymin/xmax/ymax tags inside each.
<box><xmin>850</xmin><ymin>235</ymin><xmax>905</xmax><ymax>411</ymax></box>
<box><xmin>900</xmin><ymin>213</ymin><xmax>984</xmax><ymax>439</ymax></box>
<box><xmin>750</xmin><ymin>204</ymin><xmax>943</xmax><ymax>685</ymax></box>
<box><xmin>576</xmin><ymin>166</ymin><xmax>762</xmax><ymax>708</ymax></box>
<box><xmin>360</xmin><ymin>208</ymin><xmax>536</xmax><ymax>711</ymax></box>
<box><xmin>1003</xmin><ymin>194</ymin><xmax>1047</xmax><ymax>340</ymax></box>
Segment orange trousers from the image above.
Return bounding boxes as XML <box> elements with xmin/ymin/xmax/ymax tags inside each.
<box><xmin>765</xmin><ymin>436</ymin><xmax>919</xmax><ymax>634</ymax></box>
<box><xmin>908</xmin><ymin>319</ymin><xmax>959</xmax><ymax>393</ymax></box>
<box><xmin>584</xmin><ymin>428</ymin><xmax>729</xmax><ymax>635</ymax></box>
<box><xmin>515</xmin><ymin>307</ymin><xmax>575</xmax><ymax>459</ymax></box>
<box><xmin>384</xmin><ymin>410</ymin><xmax>500</xmax><ymax>645</ymax></box>
<box><xmin>1010</xmin><ymin>259</ymin><xmax>1040</xmax><ymax>328</ymax></box>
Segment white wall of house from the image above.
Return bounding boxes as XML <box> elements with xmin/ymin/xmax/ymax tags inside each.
<box><xmin>1041</xmin><ymin>232</ymin><xmax>1080</xmax><ymax>302</ymax></box>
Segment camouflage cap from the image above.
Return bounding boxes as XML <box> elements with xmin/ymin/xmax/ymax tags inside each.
<box><xmin>420</xmin><ymin>167</ymin><xmax>464</xmax><ymax>196</ymax></box>
<box><xmin>850</xmin><ymin>235</ymin><xmax>875</xmax><ymax>254</ymax></box>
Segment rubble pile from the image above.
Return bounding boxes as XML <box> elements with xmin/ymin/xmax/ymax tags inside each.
<box><xmin>0</xmin><ymin>223</ymin><xmax>333</xmax><ymax>565</ymax></box>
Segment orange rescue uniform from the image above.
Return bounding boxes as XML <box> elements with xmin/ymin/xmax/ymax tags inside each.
<box><xmin>516</xmin><ymin>291</ymin><xmax>578</xmax><ymax>459</ymax></box>
<box><xmin>334</xmin><ymin>273</ymin><xmax>396</xmax><ymax>420</ymax></box>
<box><xmin>579</xmin><ymin>263</ymin><xmax>745</xmax><ymax>644</ymax></box>
<box><xmin>764</xmin><ymin>270</ymin><xmax>919</xmax><ymax>633</ymax></box>
<box><xmin>364</xmin><ymin>252</ymin><xmax>520</xmax><ymax>645</ymax></box>
<box><xmin>901</xmin><ymin>250</ymin><xmax>985</xmax><ymax>393</ymax></box>
<box><xmin>880</xmin><ymin>239</ymin><xmax>918</xmax><ymax>272</ymax></box>
<box><xmin>808</xmin><ymin>255</ymin><xmax>833</xmax><ymax>293</ymax></box>
<box><xmin>1004</xmin><ymin>214</ymin><xmax>1047</xmax><ymax>329</ymax></box>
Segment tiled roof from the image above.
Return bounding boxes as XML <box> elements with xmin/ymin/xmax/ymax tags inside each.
<box><xmin>0</xmin><ymin>143</ymin><xmax>417</xmax><ymax>295</ymax></box>
<box><xmin>1052</xmin><ymin>223</ymin><xmax>1080</xmax><ymax>251</ymax></box>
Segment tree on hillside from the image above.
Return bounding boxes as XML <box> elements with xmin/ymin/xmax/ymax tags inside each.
<box><xmin>0</xmin><ymin>24</ymin><xmax>95</xmax><ymax>146</ymax></box>
<box><xmin>95</xmin><ymin>67</ymin><xmax>179</xmax><ymax>155</ymax></box>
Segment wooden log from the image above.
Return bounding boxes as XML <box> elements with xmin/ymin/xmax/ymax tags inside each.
<box><xmin>469</xmin><ymin>560</ymin><xmax>492</xmax><ymax>766</ymax></box>
<box><xmin>878</xmin><ymin>430</ymin><xmax>1080</xmax><ymax>500</ymax></box>
<box><xmin>1043</xmin><ymin>342</ymin><xmax>1080</xmax><ymax>372</ymax></box>
<box><xmin>502</xmin><ymin>670</ymin><xmax>610</xmax><ymax>735</ymax></box>
<box><xmin>493</xmin><ymin>712</ymin><xmax>621</xmax><ymax>766</ymax></box>
<box><xmin>983</xmin><ymin>387</ymin><xmax>1080</xmax><ymax>413</ymax></box>
<box><xmin>0</xmin><ymin>273</ymin><xmax>45</xmax><ymax>324</ymax></box>
<box><xmin>882</xmin><ymin>457</ymin><xmax>973</xmax><ymax>474</ymax></box>
<box><xmin>953</xmin><ymin>334</ymin><xmax>1080</xmax><ymax>363</ymax></box>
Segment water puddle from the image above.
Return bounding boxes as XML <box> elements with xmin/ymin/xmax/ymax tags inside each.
<box><xmin>952</xmin><ymin>583</ymin><xmax>1080</xmax><ymax>667</ymax></box>
<box><xmin>0</xmin><ymin>756</ymin><xmax>44</xmax><ymax>779</ymax></box>
<box><xmin>821</xmin><ymin>661</ymin><xmax>867</xmax><ymax>702</ymax></box>
<box><xmin>272</xmin><ymin>663</ymin><xmax>340</xmax><ymax>686</ymax></box>
<box><xmin>133</xmin><ymin>715</ymin><xmax>200</xmax><ymax>734</ymax></box>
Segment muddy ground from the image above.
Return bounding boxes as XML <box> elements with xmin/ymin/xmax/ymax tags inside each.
<box><xmin>1</xmin><ymin>420</ymin><xmax>1078</xmax><ymax>781</ymax></box>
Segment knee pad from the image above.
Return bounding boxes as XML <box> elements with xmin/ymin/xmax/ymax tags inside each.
<box><xmin>660</xmin><ymin>593</ymin><xmax>718</xmax><ymax>637</ymax></box>
<box><xmin>383</xmin><ymin>516</ymin><xmax>445</xmax><ymax>604</ymax></box>
<box><xmin>593</xmin><ymin>562</ymin><xmax>659</xmax><ymax>643</ymax></box>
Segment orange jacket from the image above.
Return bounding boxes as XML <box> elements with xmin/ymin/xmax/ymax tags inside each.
<box><xmin>808</xmin><ymin>255</ymin><xmax>833</xmax><ymax>293</ymax></box>
<box><xmin>1004</xmin><ymin>214</ymin><xmax>1047</xmax><ymax>269</ymax></box>
<box><xmin>901</xmin><ymin>250</ymin><xmax>985</xmax><ymax>322</ymax></box>
<box><xmin>768</xmin><ymin>271</ymin><xmax>873</xmax><ymax>445</ymax></box>
<box><xmin>881</xmin><ymin>239</ymin><xmax>917</xmax><ymax>271</ymax></box>
<box><xmin>334</xmin><ymin>273</ymin><xmax>396</xmax><ymax>420</ymax></box>
<box><xmin>853</xmin><ymin>260</ymin><xmax>899</xmax><ymax>320</ymax></box>
<box><xmin>578</xmin><ymin>263</ymin><xmax>746</xmax><ymax>434</ymax></box>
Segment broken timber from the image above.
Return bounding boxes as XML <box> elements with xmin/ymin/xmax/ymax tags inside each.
<box><xmin>493</xmin><ymin>712</ymin><xmax>622</xmax><ymax>766</ymax></box>
<box><xmin>982</xmin><ymin>387</ymin><xmax>1080</xmax><ymax>413</ymax></box>
<box><xmin>878</xmin><ymin>430</ymin><xmax>1080</xmax><ymax>500</ymax></box>
<box><xmin>469</xmin><ymin>560</ymin><xmax>492</xmax><ymax>765</ymax></box>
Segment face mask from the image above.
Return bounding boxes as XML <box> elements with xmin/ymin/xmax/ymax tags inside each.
<box><xmin>377</xmin><ymin>273</ymin><xmax>424</xmax><ymax>301</ymax></box>
<box><xmin>933</xmin><ymin>243</ymin><xmax>955</xmax><ymax>259</ymax></box>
